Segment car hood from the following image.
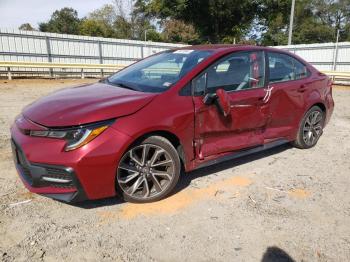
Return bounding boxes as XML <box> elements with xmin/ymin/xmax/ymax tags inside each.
<box><xmin>23</xmin><ymin>82</ymin><xmax>157</xmax><ymax>127</ymax></box>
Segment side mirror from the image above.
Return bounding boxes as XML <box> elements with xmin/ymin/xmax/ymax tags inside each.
<box><xmin>215</xmin><ymin>88</ymin><xmax>231</xmax><ymax>117</ymax></box>
<box><xmin>202</xmin><ymin>88</ymin><xmax>231</xmax><ymax>117</ymax></box>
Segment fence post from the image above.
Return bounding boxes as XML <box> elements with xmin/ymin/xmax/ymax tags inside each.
<box><xmin>332</xmin><ymin>29</ymin><xmax>340</xmax><ymax>72</ymax></box>
<box><xmin>45</xmin><ymin>36</ymin><xmax>53</xmax><ymax>78</ymax></box>
<box><xmin>81</xmin><ymin>68</ymin><xmax>85</xmax><ymax>79</ymax></box>
<box><xmin>141</xmin><ymin>45</ymin><xmax>144</xmax><ymax>59</ymax></box>
<box><xmin>98</xmin><ymin>41</ymin><xmax>104</xmax><ymax>78</ymax></box>
<box><xmin>7</xmin><ymin>67</ymin><xmax>12</xmax><ymax>80</ymax></box>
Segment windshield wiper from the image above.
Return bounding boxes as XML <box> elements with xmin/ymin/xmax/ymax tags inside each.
<box><xmin>115</xmin><ymin>83</ymin><xmax>138</xmax><ymax>91</ymax></box>
<box><xmin>104</xmin><ymin>78</ymin><xmax>137</xmax><ymax>91</ymax></box>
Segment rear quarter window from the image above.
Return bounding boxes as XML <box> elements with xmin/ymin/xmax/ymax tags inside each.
<box><xmin>268</xmin><ymin>52</ymin><xmax>310</xmax><ymax>83</ymax></box>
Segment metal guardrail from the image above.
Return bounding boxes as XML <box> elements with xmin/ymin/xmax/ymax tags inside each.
<box><xmin>0</xmin><ymin>61</ymin><xmax>126</xmax><ymax>79</ymax></box>
<box><xmin>1</xmin><ymin>61</ymin><xmax>350</xmax><ymax>81</ymax></box>
<box><xmin>0</xmin><ymin>61</ymin><xmax>184</xmax><ymax>79</ymax></box>
<box><xmin>0</xmin><ymin>61</ymin><xmax>125</xmax><ymax>69</ymax></box>
<box><xmin>321</xmin><ymin>71</ymin><xmax>350</xmax><ymax>78</ymax></box>
<box><xmin>322</xmin><ymin>71</ymin><xmax>350</xmax><ymax>84</ymax></box>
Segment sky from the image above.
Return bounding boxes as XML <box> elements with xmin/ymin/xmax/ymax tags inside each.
<box><xmin>0</xmin><ymin>0</ymin><xmax>115</xmax><ymax>29</ymax></box>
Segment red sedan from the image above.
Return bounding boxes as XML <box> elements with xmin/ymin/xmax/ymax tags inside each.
<box><xmin>10</xmin><ymin>45</ymin><xmax>334</xmax><ymax>203</ymax></box>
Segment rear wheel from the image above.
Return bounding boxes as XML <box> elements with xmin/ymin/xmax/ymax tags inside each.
<box><xmin>292</xmin><ymin>106</ymin><xmax>325</xmax><ymax>149</ymax></box>
<box><xmin>116</xmin><ymin>136</ymin><xmax>180</xmax><ymax>203</ymax></box>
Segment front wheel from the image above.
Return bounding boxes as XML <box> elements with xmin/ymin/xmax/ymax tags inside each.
<box><xmin>116</xmin><ymin>136</ymin><xmax>181</xmax><ymax>203</ymax></box>
<box><xmin>292</xmin><ymin>106</ymin><xmax>325</xmax><ymax>149</ymax></box>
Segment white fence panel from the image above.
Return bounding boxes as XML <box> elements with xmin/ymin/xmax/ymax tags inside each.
<box><xmin>275</xmin><ymin>42</ymin><xmax>350</xmax><ymax>72</ymax></box>
<box><xmin>1</xmin><ymin>28</ymin><xmax>349</xmax><ymax>78</ymax></box>
<box><xmin>0</xmin><ymin>28</ymin><xmax>186</xmax><ymax>77</ymax></box>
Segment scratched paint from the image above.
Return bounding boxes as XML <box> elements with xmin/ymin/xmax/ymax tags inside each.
<box><xmin>97</xmin><ymin>175</ymin><xmax>253</xmax><ymax>222</ymax></box>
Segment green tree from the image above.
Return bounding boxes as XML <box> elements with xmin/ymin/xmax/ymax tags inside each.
<box><xmin>113</xmin><ymin>0</ymin><xmax>161</xmax><ymax>41</ymax></box>
<box><xmin>135</xmin><ymin>0</ymin><xmax>259</xmax><ymax>43</ymax></box>
<box><xmin>145</xmin><ymin>29</ymin><xmax>163</xmax><ymax>42</ymax></box>
<box><xmin>162</xmin><ymin>19</ymin><xmax>200</xmax><ymax>44</ymax></box>
<box><xmin>19</xmin><ymin>23</ymin><xmax>35</xmax><ymax>31</ymax></box>
<box><xmin>257</xmin><ymin>0</ymin><xmax>291</xmax><ymax>45</ymax></box>
<box><xmin>130</xmin><ymin>2</ymin><xmax>162</xmax><ymax>42</ymax></box>
<box><xmin>86</xmin><ymin>4</ymin><xmax>117</xmax><ymax>37</ymax></box>
<box><xmin>39</xmin><ymin>7</ymin><xmax>81</xmax><ymax>35</ymax></box>
<box><xmin>258</xmin><ymin>0</ymin><xmax>350</xmax><ymax>45</ymax></box>
<box><xmin>344</xmin><ymin>23</ymin><xmax>350</xmax><ymax>41</ymax></box>
<box><xmin>313</xmin><ymin>0</ymin><xmax>350</xmax><ymax>41</ymax></box>
<box><xmin>37</xmin><ymin>2</ymin><xmax>162</xmax><ymax>42</ymax></box>
<box><xmin>35</xmin><ymin>0</ymin><xmax>350</xmax><ymax>44</ymax></box>
<box><xmin>114</xmin><ymin>16</ymin><xmax>133</xmax><ymax>38</ymax></box>
<box><xmin>292</xmin><ymin>1</ymin><xmax>335</xmax><ymax>44</ymax></box>
<box><xmin>79</xmin><ymin>19</ymin><xmax>106</xmax><ymax>37</ymax></box>
<box><xmin>89</xmin><ymin>4</ymin><xmax>117</xmax><ymax>26</ymax></box>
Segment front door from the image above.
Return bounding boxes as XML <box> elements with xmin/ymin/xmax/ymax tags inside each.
<box><xmin>192</xmin><ymin>51</ymin><xmax>271</xmax><ymax>159</ymax></box>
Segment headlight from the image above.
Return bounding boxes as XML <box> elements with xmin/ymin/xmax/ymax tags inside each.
<box><xmin>30</xmin><ymin>120</ymin><xmax>114</xmax><ymax>151</ymax></box>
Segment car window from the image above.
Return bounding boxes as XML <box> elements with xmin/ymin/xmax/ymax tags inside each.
<box><xmin>193</xmin><ymin>73</ymin><xmax>207</xmax><ymax>96</ymax></box>
<box><xmin>294</xmin><ymin>59</ymin><xmax>309</xmax><ymax>80</ymax></box>
<box><xmin>268</xmin><ymin>52</ymin><xmax>309</xmax><ymax>83</ymax></box>
<box><xmin>193</xmin><ymin>51</ymin><xmax>265</xmax><ymax>95</ymax></box>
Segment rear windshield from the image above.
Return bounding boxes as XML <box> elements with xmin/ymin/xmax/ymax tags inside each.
<box><xmin>107</xmin><ymin>50</ymin><xmax>213</xmax><ymax>93</ymax></box>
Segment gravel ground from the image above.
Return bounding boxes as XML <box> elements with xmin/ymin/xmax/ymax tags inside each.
<box><xmin>0</xmin><ymin>79</ymin><xmax>349</xmax><ymax>262</ymax></box>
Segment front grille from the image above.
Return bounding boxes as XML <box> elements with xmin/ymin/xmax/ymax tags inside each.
<box><xmin>44</xmin><ymin>167</ymin><xmax>75</xmax><ymax>188</ymax></box>
<box><xmin>50</xmin><ymin>183</ymin><xmax>75</xmax><ymax>189</ymax></box>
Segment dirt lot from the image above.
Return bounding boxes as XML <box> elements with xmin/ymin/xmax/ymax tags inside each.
<box><xmin>0</xmin><ymin>79</ymin><xmax>349</xmax><ymax>262</ymax></box>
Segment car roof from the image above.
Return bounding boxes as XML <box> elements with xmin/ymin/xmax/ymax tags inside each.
<box><xmin>174</xmin><ymin>44</ymin><xmax>289</xmax><ymax>54</ymax></box>
<box><xmin>175</xmin><ymin>44</ymin><xmax>262</xmax><ymax>51</ymax></box>
<box><xmin>173</xmin><ymin>44</ymin><xmax>308</xmax><ymax>64</ymax></box>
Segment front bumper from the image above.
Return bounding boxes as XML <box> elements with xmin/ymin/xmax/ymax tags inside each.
<box><xmin>11</xmin><ymin>139</ymin><xmax>87</xmax><ymax>202</ymax></box>
<box><xmin>10</xmin><ymin>121</ymin><xmax>132</xmax><ymax>202</ymax></box>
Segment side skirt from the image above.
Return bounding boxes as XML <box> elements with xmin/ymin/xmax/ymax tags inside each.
<box><xmin>196</xmin><ymin>139</ymin><xmax>289</xmax><ymax>169</ymax></box>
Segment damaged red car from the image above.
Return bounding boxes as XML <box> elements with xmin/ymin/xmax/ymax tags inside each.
<box><xmin>10</xmin><ymin>45</ymin><xmax>334</xmax><ymax>203</ymax></box>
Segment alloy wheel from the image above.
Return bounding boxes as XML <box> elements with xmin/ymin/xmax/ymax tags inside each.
<box><xmin>303</xmin><ymin>110</ymin><xmax>323</xmax><ymax>146</ymax></box>
<box><xmin>117</xmin><ymin>144</ymin><xmax>175</xmax><ymax>200</ymax></box>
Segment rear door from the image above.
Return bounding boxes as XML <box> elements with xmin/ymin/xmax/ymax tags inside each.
<box><xmin>192</xmin><ymin>50</ymin><xmax>271</xmax><ymax>159</ymax></box>
<box><xmin>265</xmin><ymin>52</ymin><xmax>312</xmax><ymax>140</ymax></box>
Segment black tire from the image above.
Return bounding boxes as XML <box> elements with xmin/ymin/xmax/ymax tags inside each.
<box><xmin>116</xmin><ymin>136</ymin><xmax>181</xmax><ymax>203</ymax></box>
<box><xmin>292</xmin><ymin>106</ymin><xmax>325</xmax><ymax>149</ymax></box>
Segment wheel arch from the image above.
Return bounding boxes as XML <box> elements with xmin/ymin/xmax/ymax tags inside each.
<box><xmin>127</xmin><ymin>130</ymin><xmax>186</xmax><ymax>167</ymax></box>
<box><xmin>292</xmin><ymin>101</ymin><xmax>326</xmax><ymax>149</ymax></box>
<box><xmin>307</xmin><ymin>102</ymin><xmax>327</xmax><ymax>125</ymax></box>
<box><xmin>115</xmin><ymin>131</ymin><xmax>184</xmax><ymax>202</ymax></box>
<box><xmin>291</xmin><ymin>101</ymin><xmax>327</xmax><ymax>142</ymax></box>
<box><xmin>305</xmin><ymin>88</ymin><xmax>327</xmax><ymax>115</ymax></box>
<box><xmin>312</xmin><ymin>102</ymin><xmax>326</xmax><ymax>114</ymax></box>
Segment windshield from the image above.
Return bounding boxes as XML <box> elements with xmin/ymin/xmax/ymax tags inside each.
<box><xmin>107</xmin><ymin>50</ymin><xmax>213</xmax><ymax>93</ymax></box>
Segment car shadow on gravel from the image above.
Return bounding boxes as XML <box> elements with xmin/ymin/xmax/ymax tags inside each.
<box><xmin>70</xmin><ymin>143</ymin><xmax>292</xmax><ymax>209</ymax></box>
<box><xmin>72</xmin><ymin>196</ymin><xmax>125</xmax><ymax>209</ymax></box>
<box><xmin>261</xmin><ymin>246</ymin><xmax>295</xmax><ymax>262</ymax></box>
<box><xmin>173</xmin><ymin>143</ymin><xmax>292</xmax><ymax>195</ymax></box>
